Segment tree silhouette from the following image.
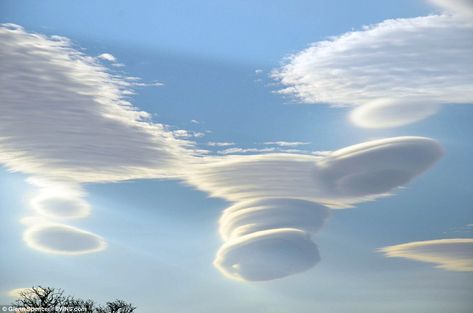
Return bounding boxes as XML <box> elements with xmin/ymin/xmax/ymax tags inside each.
<box><xmin>96</xmin><ymin>300</ymin><xmax>136</xmax><ymax>313</ymax></box>
<box><xmin>12</xmin><ymin>286</ymin><xmax>135</xmax><ymax>313</ymax></box>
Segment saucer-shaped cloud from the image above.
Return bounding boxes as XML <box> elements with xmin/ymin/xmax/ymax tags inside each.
<box><xmin>220</xmin><ymin>198</ymin><xmax>330</xmax><ymax>241</ymax></box>
<box><xmin>28</xmin><ymin>178</ymin><xmax>91</xmax><ymax>219</ymax></box>
<box><xmin>0</xmin><ymin>24</ymin><xmax>192</xmax><ymax>183</ymax></box>
<box><xmin>380</xmin><ymin>238</ymin><xmax>473</xmax><ymax>272</ymax></box>
<box><xmin>188</xmin><ymin>137</ymin><xmax>442</xmax><ymax>207</ymax></box>
<box><xmin>215</xmin><ymin>198</ymin><xmax>329</xmax><ymax>281</ymax></box>
<box><xmin>214</xmin><ymin>228</ymin><xmax>320</xmax><ymax>281</ymax></box>
<box><xmin>23</xmin><ymin>223</ymin><xmax>106</xmax><ymax>255</ymax></box>
<box><xmin>350</xmin><ymin>99</ymin><xmax>442</xmax><ymax>129</ymax></box>
<box><xmin>31</xmin><ymin>196</ymin><xmax>91</xmax><ymax>219</ymax></box>
<box><xmin>274</xmin><ymin>14</ymin><xmax>473</xmax><ymax>127</ymax></box>
<box><xmin>315</xmin><ymin>136</ymin><xmax>443</xmax><ymax>199</ymax></box>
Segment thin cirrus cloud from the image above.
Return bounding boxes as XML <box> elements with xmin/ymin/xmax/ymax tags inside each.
<box><xmin>380</xmin><ymin>238</ymin><xmax>473</xmax><ymax>272</ymax></box>
<box><xmin>0</xmin><ymin>24</ymin><xmax>447</xmax><ymax>280</ymax></box>
<box><xmin>207</xmin><ymin>141</ymin><xmax>235</xmax><ymax>147</ymax></box>
<box><xmin>273</xmin><ymin>1</ymin><xmax>473</xmax><ymax>128</ymax></box>
<box><xmin>263</xmin><ymin>141</ymin><xmax>310</xmax><ymax>147</ymax></box>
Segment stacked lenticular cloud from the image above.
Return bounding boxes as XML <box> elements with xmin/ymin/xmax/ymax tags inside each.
<box><xmin>215</xmin><ymin>198</ymin><xmax>329</xmax><ymax>281</ymax></box>
<box><xmin>205</xmin><ymin>137</ymin><xmax>443</xmax><ymax>281</ymax></box>
<box><xmin>22</xmin><ymin>178</ymin><xmax>106</xmax><ymax>255</ymax></box>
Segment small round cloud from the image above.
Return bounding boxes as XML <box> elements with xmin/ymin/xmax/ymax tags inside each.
<box><xmin>23</xmin><ymin>223</ymin><xmax>106</xmax><ymax>255</ymax></box>
<box><xmin>32</xmin><ymin>195</ymin><xmax>91</xmax><ymax>219</ymax></box>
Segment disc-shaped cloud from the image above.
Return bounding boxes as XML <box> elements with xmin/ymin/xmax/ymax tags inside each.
<box><xmin>380</xmin><ymin>238</ymin><xmax>473</xmax><ymax>272</ymax></box>
<box><xmin>28</xmin><ymin>178</ymin><xmax>91</xmax><ymax>219</ymax></box>
<box><xmin>315</xmin><ymin>137</ymin><xmax>443</xmax><ymax>199</ymax></box>
<box><xmin>31</xmin><ymin>196</ymin><xmax>91</xmax><ymax>219</ymax></box>
<box><xmin>274</xmin><ymin>14</ymin><xmax>473</xmax><ymax>127</ymax></box>
<box><xmin>188</xmin><ymin>137</ymin><xmax>442</xmax><ymax>207</ymax></box>
<box><xmin>350</xmin><ymin>99</ymin><xmax>442</xmax><ymax>129</ymax></box>
<box><xmin>214</xmin><ymin>228</ymin><xmax>320</xmax><ymax>281</ymax></box>
<box><xmin>0</xmin><ymin>24</ymin><xmax>192</xmax><ymax>183</ymax></box>
<box><xmin>220</xmin><ymin>198</ymin><xmax>330</xmax><ymax>241</ymax></box>
<box><xmin>23</xmin><ymin>224</ymin><xmax>106</xmax><ymax>255</ymax></box>
<box><xmin>215</xmin><ymin>198</ymin><xmax>329</xmax><ymax>281</ymax></box>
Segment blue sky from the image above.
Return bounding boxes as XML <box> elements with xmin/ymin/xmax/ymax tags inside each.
<box><xmin>0</xmin><ymin>1</ymin><xmax>472</xmax><ymax>312</ymax></box>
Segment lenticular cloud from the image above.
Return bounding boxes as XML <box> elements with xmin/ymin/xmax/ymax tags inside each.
<box><xmin>199</xmin><ymin>137</ymin><xmax>443</xmax><ymax>281</ymax></box>
<box><xmin>215</xmin><ymin>199</ymin><xmax>329</xmax><ymax>281</ymax></box>
<box><xmin>0</xmin><ymin>24</ymin><xmax>447</xmax><ymax>281</ymax></box>
<box><xmin>23</xmin><ymin>223</ymin><xmax>106</xmax><ymax>255</ymax></box>
<box><xmin>380</xmin><ymin>238</ymin><xmax>473</xmax><ymax>272</ymax></box>
<box><xmin>274</xmin><ymin>13</ymin><xmax>473</xmax><ymax>128</ymax></box>
<box><xmin>188</xmin><ymin>137</ymin><xmax>443</xmax><ymax>207</ymax></box>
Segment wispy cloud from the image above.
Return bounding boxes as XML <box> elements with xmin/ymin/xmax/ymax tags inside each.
<box><xmin>263</xmin><ymin>141</ymin><xmax>310</xmax><ymax>147</ymax></box>
<box><xmin>97</xmin><ymin>53</ymin><xmax>117</xmax><ymax>62</ymax></box>
<box><xmin>173</xmin><ymin>129</ymin><xmax>205</xmax><ymax>139</ymax></box>
<box><xmin>273</xmin><ymin>5</ymin><xmax>473</xmax><ymax>128</ymax></box>
<box><xmin>380</xmin><ymin>238</ymin><xmax>473</xmax><ymax>272</ymax></box>
<box><xmin>207</xmin><ymin>141</ymin><xmax>235</xmax><ymax>147</ymax></box>
<box><xmin>216</xmin><ymin>147</ymin><xmax>277</xmax><ymax>155</ymax></box>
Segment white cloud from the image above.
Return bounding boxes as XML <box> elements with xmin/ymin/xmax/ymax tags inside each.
<box><xmin>7</xmin><ymin>288</ymin><xmax>31</xmax><ymax>299</ymax></box>
<box><xmin>214</xmin><ymin>199</ymin><xmax>329</xmax><ymax>281</ymax></box>
<box><xmin>380</xmin><ymin>238</ymin><xmax>473</xmax><ymax>272</ymax></box>
<box><xmin>23</xmin><ymin>223</ymin><xmax>106</xmax><ymax>255</ymax></box>
<box><xmin>274</xmin><ymin>14</ymin><xmax>473</xmax><ymax>128</ymax></box>
<box><xmin>173</xmin><ymin>129</ymin><xmax>205</xmax><ymax>139</ymax></box>
<box><xmin>28</xmin><ymin>178</ymin><xmax>91</xmax><ymax>219</ymax></box>
<box><xmin>263</xmin><ymin>141</ymin><xmax>310</xmax><ymax>147</ymax></box>
<box><xmin>0</xmin><ymin>24</ymin><xmax>193</xmax><ymax>183</ymax></box>
<box><xmin>97</xmin><ymin>53</ymin><xmax>117</xmax><ymax>62</ymax></box>
<box><xmin>0</xmin><ymin>25</ymin><xmax>447</xmax><ymax>281</ymax></box>
<box><xmin>191</xmin><ymin>136</ymin><xmax>443</xmax><ymax>281</ymax></box>
<box><xmin>214</xmin><ymin>228</ymin><xmax>320</xmax><ymax>282</ymax></box>
<box><xmin>216</xmin><ymin>147</ymin><xmax>277</xmax><ymax>155</ymax></box>
<box><xmin>428</xmin><ymin>0</ymin><xmax>473</xmax><ymax>19</ymax></box>
<box><xmin>207</xmin><ymin>141</ymin><xmax>235</xmax><ymax>147</ymax></box>
<box><xmin>188</xmin><ymin>137</ymin><xmax>442</xmax><ymax>207</ymax></box>
<box><xmin>219</xmin><ymin>198</ymin><xmax>330</xmax><ymax>241</ymax></box>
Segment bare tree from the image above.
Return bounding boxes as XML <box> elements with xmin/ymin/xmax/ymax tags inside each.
<box><xmin>96</xmin><ymin>300</ymin><xmax>136</xmax><ymax>313</ymax></box>
<box><xmin>12</xmin><ymin>286</ymin><xmax>135</xmax><ymax>313</ymax></box>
